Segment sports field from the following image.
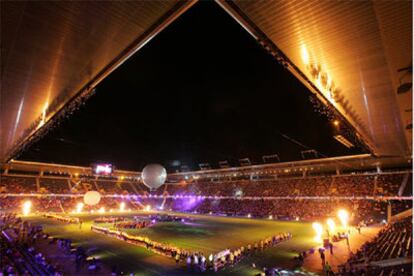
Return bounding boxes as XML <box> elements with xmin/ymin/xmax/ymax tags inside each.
<box><xmin>24</xmin><ymin>212</ymin><xmax>323</xmax><ymax>275</ymax></box>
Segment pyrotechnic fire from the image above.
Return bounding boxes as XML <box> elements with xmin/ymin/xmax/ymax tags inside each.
<box><xmin>119</xmin><ymin>202</ymin><xmax>125</xmax><ymax>212</ymax></box>
<box><xmin>312</xmin><ymin>222</ymin><xmax>323</xmax><ymax>242</ymax></box>
<box><xmin>76</xmin><ymin>202</ymin><xmax>84</xmax><ymax>213</ymax></box>
<box><xmin>22</xmin><ymin>200</ymin><xmax>32</xmax><ymax>216</ymax></box>
<box><xmin>337</xmin><ymin>209</ymin><xmax>349</xmax><ymax>228</ymax></box>
<box><xmin>327</xmin><ymin>218</ymin><xmax>335</xmax><ymax>232</ymax></box>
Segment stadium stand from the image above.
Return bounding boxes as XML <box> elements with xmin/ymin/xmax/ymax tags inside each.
<box><xmin>1</xmin><ymin>172</ymin><xmax>411</xmax><ymax>223</ymax></box>
<box><xmin>338</xmin><ymin>216</ymin><xmax>412</xmax><ymax>275</ymax></box>
<box><xmin>0</xmin><ymin>176</ymin><xmax>37</xmax><ymax>193</ymax></box>
<box><xmin>40</xmin><ymin>178</ymin><xmax>70</xmax><ymax>194</ymax></box>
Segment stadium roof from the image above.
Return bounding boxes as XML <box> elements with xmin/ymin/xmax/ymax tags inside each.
<box><xmin>1</xmin><ymin>0</ymin><xmax>412</xmax><ymax>163</ymax></box>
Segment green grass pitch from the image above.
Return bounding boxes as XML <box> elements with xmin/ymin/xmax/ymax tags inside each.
<box><xmin>25</xmin><ymin>212</ymin><xmax>319</xmax><ymax>275</ymax></box>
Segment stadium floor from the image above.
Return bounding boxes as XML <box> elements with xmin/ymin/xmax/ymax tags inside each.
<box><xmin>24</xmin><ymin>212</ymin><xmax>377</xmax><ymax>275</ymax></box>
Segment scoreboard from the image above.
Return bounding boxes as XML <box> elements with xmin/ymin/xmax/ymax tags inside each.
<box><xmin>92</xmin><ymin>163</ymin><xmax>113</xmax><ymax>175</ymax></box>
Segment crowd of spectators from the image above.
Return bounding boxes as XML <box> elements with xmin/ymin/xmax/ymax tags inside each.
<box><xmin>0</xmin><ymin>176</ymin><xmax>37</xmax><ymax>193</ymax></box>
<box><xmin>178</xmin><ymin>198</ymin><xmax>394</xmax><ymax>223</ymax></box>
<box><xmin>39</xmin><ymin>178</ymin><xmax>70</xmax><ymax>194</ymax></box>
<box><xmin>0</xmin><ymin>172</ymin><xmax>411</xmax><ymax>224</ymax></box>
<box><xmin>1</xmin><ymin>172</ymin><xmax>409</xmax><ymax>197</ymax></box>
<box><xmin>162</xmin><ymin>173</ymin><xmax>406</xmax><ymax>198</ymax></box>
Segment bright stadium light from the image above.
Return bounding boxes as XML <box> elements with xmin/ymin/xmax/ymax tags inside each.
<box><xmin>76</xmin><ymin>202</ymin><xmax>84</xmax><ymax>213</ymax></box>
<box><xmin>327</xmin><ymin>218</ymin><xmax>335</xmax><ymax>232</ymax></box>
<box><xmin>22</xmin><ymin>200</ymin><xmax>32</xmax><ymax>216</ymax></box>
<box><xmin>98</xmin><ymin>207</ymin><xmax>105</xmax><ymax>214</ymax></box>
<box><xmin>119</xmin><ymin>202</ymin><xmax>125</xmax><ymax>212</ymax></box>
<box><xmin>312</xmin><ymin>222</ymin><xmax>323</xmax><ymax>242</ymax></box>
<box><xmin>337</xmin><ymin>209</ymin><xmax>349</xmax><ymax>228</ymax></box>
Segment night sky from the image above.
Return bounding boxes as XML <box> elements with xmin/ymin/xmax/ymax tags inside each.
<box><xmin>19</xmin><ymin>1</ymin><xmax>363</xmax><ymax>171</ymax></box>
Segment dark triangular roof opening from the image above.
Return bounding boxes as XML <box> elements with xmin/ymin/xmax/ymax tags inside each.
<box><xmin>18</xmin><ymin>1</ymin><xmax>364</xmax><ymax>171</ymax></box>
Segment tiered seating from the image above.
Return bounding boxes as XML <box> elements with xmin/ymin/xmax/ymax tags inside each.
<box><xmin>118</xmin><ymin>182</ymin><xmax>137</xmax><ymax>194</ymax></box>
<box><xmin>0</xmin><ymin>172</ymin><xmax>410</xmax><ymax>223</ymax></box>
<box><xmin>0</xmin><ymin>214</ymin><xmax>62</xmax><ymax>275</ymax></box>
<box><xmin>96</xmin><ymin>180</ymin><xmax>123</xmax><ymax>194</ymax></box>
<box><xmin>340</xmin><ymin>216</ymin><xmax>413</xmax><ymax>275</ymax></box>
<box><xmin>164</xmin><ymin>173</ymin><xmax>399</xmax><ymax>198</ymax></box>
<box><xmin>0</xmin><ymin>176</ymin><xmax>37</xmax><ymax>193</ymax></box>
<box><xmin>332</xmin><ymin>175</ymin><xmax>376</xmax><ymax>196</ymax></box>
<box><xmin>40</xmin><ymin>178</ymin><xmax>69</xmax><ymax>194</ymax></box>
<box><xmin>402</xmin><ymin>173</ymin><xmax>412</xmax><ymax>196</ymax></box>
<box><xmin>376</xmin><ymin>174</ymin><xmax>404</xmax><ymax>196</ymax></box>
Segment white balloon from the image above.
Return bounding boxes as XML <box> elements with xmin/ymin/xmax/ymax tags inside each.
<box><xmin>142</xmin><ymin>164</ymin><xmax>167</xmax><ymax>190</ymax></box>
<box><xmin>84</xmin><ymin>191</ymin><xmax>101</xmax><ymax>206</ymax></box>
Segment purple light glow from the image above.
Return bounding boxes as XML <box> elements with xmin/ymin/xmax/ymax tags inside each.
<box><xmin>172</xmin><ymin>193</ymin><xmax>204</xmax><ymax>211</ymax></box>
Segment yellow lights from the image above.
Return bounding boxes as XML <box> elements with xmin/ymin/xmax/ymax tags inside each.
<box><xmin>333</xmin><ymin>120</ymin><xmax>340</xmax><ymax>127</ymax></box>
<box><xmin>22</xmin><ymin>200</ymin><xmax>32</xmax><ymax>216</ymax></box>
<box><xmin>326</xmin><ymin>74</ymin><xmax>333</xmax><ymax>89</ymax></box>
<box><xmin>300</xmin><ymin>44</ymin><xmax>338</xmax><ymax>107</ymax></box>
<box><xmin>301</xmin><ymin>44</ymin><xmax>310</xmax><ymax>65</ymax></box>
<box><xmin>312</xmin><ymin>222</ymin><xmax>323</xmax><ymax>242</ymax></box>
<box><xmin>38</xmin><ymin>102</ymin><xmax>49</xmax><ymax>128</ymax></box>
<box><xmin>42</xmin><ymin>102</ymin><xmax>48</xmax><ymax>117</ymax></box>
<box><xmin>334</xmin><ymin>135</ymin><xmax>354</xmax><ymax>148</ymax></box>
<box><xmin>327</xmin><ymin>218</ymin><xmax>335</xmax><ymax>232</ymax></box>
<box><xmin>337</xmin><ymin>209</ymin><xmax>349</xmax><ymax>228</ymax></box>
<box><xmin>119</xmin><ymin>202</ymin><xmax>125</xmax><ymax>212</ymax></box>
<box><xmin>119</xmin><ymin>176</ymin><xmax>125</xmax><ymax>181</ymax></box>
<box><xmin>268</xmin><ymin>215</ymin><xmax>273</xmax><ymax>220</ymax></box>
<box><xmin>76</xmin><ymin>202</ymin><xmax>84</xmax><ymax>213</ymax></box>
<box><xmin>98</xmin><ymin>207</ymin><xmax>105</xmax><ymax>214</ymax></box>
<box><xmin>144</xmin><ymin>205</ymin><xmax>151</xmax><ymax>212</ymax></box>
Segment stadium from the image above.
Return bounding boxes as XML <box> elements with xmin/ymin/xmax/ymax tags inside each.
<box><xmin>1</xmin><ymin>1</ymin><xmax>412</xmax><ymax>275</ymax></box>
